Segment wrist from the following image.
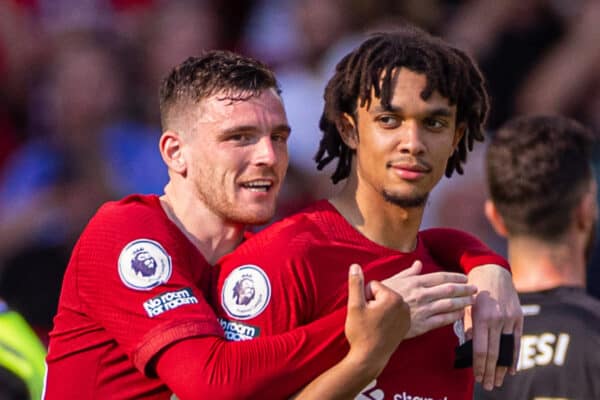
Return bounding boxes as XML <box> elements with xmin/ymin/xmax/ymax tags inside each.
<box><xmin>345</xmin><ymin>346</ymin><xmax>388</xmax><ymax>379</ymax></box>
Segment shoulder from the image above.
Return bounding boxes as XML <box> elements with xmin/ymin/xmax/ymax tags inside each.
<box><xmin>420</xmin><ymin>227</ymin><xmax>480</xmax><ymax>243</ymax></box>
<box><xmin>562</xmin><ymin>290</ymin><xmax>600</xmax><ymax>323</ymax></box>
<box><xmin>217</xmin><ymin>203</ymin><xmax>334</xmax><ymax>283</ymax></box>
<box><xmin>235</xmin><ymin>203</ymin><xmax>330</xmax><ymax>259</ymax></box>
<box><xmin>523</xmin><ymin>288</ymin><xmax>600</xmax><ymax>330</ymax></box>
<box><xmin>84</xmin><ymin>194</ymin><xmax>165</xmax><ymax>237</ymax></box>
<box><xmin>75</xmin><ymin>194</ymin><xmax>186</xmax><ymax>278</ymax></box>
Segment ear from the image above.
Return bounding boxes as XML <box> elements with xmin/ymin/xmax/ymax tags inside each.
<box><xmin>576</xmin><ymin>180</ymin><xmax>598</xmax><ymax>232</ymax></box>
<box><xmin>452</xmin><ymin>122</ymin><xmax>466</xmax><ymax>149</ymax></box>
<box><xmin>485</xmin><ymin>199</ymin><xmax>508</xmax><ymax>238</ymax></box>
<box><xmin>336</xmin><ymin>113</ymin><xmax>358</xmax><ymax>150</ymax></box>
<box><xmin>159</xmin><ymin>130</ymin><xmax>187</xmax><ymax>175</ymax></box>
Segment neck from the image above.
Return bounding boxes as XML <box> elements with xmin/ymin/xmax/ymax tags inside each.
<box><xmin>507</xmin><ymin>235</ymin><xmax>586</xmax><ymax>292</ymax></box>
<box><xmin>330</xmin><ymin>173</ymin><xmax>424</xmax><ymax>252</ymax></box>
<box><xmin>161</xmin><ymin>182</ymin><xmax>246</xmax><ymax>264</ymax></box>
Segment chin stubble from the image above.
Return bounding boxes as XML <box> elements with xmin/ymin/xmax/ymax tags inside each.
<box><xmin>382</xmin><ymin>190</ymin><xmax>429</xmax><ymax>208</ymax></box>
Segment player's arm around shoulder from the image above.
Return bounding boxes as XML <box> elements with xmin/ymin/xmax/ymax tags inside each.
<box><xmin>420</xmin><ymin>227</ymin><xmax>511</xmax><ymax>273</ymax></box>
<box><xmin>292</xmin><ymin>264</ymin><xmax>410</xmax><ymax>400</ymax></box>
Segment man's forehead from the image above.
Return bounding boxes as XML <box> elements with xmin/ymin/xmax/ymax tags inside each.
<box><xmin>362</xmin><ymin>67</ymin><xmax>454</xmax><ymax>110</ymax></box>
<box><xmin>196</xmin><ymin>87</ymin><xmax>282</xmax><ymax>114</ymax></box>
<box><xmin>364</xmin><ymin>91</ymin><xmax>455</xmax><ymax>115</ymax></box>
<box><xmin>188</xmin><ymin>89</ymin><xmax>288</xmax><ymax>132</ymax></box>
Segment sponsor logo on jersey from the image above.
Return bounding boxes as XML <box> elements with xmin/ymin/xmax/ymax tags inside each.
<box><xmin>221</xmin><ymin>264</ymin><xmax>271</xmax><ymax>320</ymax></box>
<box><xmin>357</xmin><ymin>380</ymin><xmax>448</xmax><ymax>400</ymax></box>
<box><xmin>219</xmin><ymin>318</ymin><xmax>261</xmax><ymax>341</ymax></box>
<box><xmin>357</xmin><ymin>380</ymin><xmax>385</xmax><ymax>400</ymax></box>
<box><xmin>390</xmin><ymin>394</ymin><xmax>448</xmax><ymax>400</ymax></box>
<box><xmin>118</xmin><ymin>239</ymin><xmax>172</xmax><ymax>290</ymax></box>
<box><xmin>143</xmin><ymin>288</ymin><xmax>198</xmax><ymax>317</ymax></box>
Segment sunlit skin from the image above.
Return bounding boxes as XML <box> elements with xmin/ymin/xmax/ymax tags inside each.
<box><xmin>332</xmin><ymin>68</ymin><xmax>464</xmax><ymax>251</ymax></box>
<box><xmin>159</xmin><ymin>88</ymin><xmax>290</xmax><ymax>263</ymax></box>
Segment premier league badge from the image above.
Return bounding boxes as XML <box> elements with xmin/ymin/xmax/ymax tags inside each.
<box><xmin>221</xmin><ymin>265</ymin><xmax>271</xmax><ymax>320</ymax></box>
<box><xmin>118</xmin><ymin>239</ymin><xmax>172</xmax><ymax>290</ymax></box>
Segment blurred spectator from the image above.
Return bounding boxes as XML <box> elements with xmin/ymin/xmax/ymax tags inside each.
<box><xmin>0</xmin><ymin>31</ymin><xmax>129</xmax><ymax>335</ymax></box>
<box><xmin>509</xmin><ymin>2</ymin><xmax>600</xmax><ymax>299</ymax></box>
<box><xmin>0</xmin><ymin>1</ymin><xmax>39</xmax><ymax>170</ymax></box>
<box><xmin>444</xmin><ymin>0</ymin><xmax>568</xmax><ymax>130</ymax></box>
<box><xmin>477</xmin><ymin>115</ymin><xmax>600</xmax><ymax>399</ymax></box>
<box><xmin>242</xmin><ymin>0</ymin><xmax>362</xmax><ymax>213</ymax></box>
<box><xmin>135</xmin><ymin>0</ymin><xmax>224</xmax><ymax>126</ymax></box>
<box><xmin>443</xmin><ymin>0</ymin><xmax>600</xmax><ymax>298</ymax></box>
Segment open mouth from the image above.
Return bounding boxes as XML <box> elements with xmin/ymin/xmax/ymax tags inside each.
<box><xmin>240</xmin><ymin>179</ymin><xmax>273</xmax><ymax>192</ymax></box>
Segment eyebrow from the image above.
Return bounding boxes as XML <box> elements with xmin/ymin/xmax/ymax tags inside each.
<box><xmin>221</xmin><ymin>124</ymin><xmax>292</xmax><ymax>135</ymax></box>
<box><xmin>369</xmin><ymin>105</ymin><xmax>453</xmax><ymax>117</ymax></box>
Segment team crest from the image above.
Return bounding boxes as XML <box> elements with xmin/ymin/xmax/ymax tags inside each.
<box><xmin>118</xmin><ymin>239</ymin><xmax>172</xmax><ymax>290</ymax></box>
<box><xmin>221</xmin><ymin>264</ymin><xmax>271</xmax><ymax>320</ymax></box>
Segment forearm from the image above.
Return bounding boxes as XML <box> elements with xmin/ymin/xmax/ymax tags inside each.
<box><xmin>421</xmin><ymin>228</ymin><xmax>510</xmax><ymax>274</ymax></box>
<box><xmin>156</xmin><ymin>309</ymin><xmax>348</xmax><ymax>399</ymax></box>
<box><xmin>293</xmin><ymin>350</ymin><xmax>383</xmax><ymax>400</ymax></box>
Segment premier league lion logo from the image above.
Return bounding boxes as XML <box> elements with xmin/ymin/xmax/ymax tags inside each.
<box><xmin>221</xmin><ymin>265</ymin><xmax>271</xmax><ymax>320</ymax></box>
<box><xmin>131</xmin><ymin>249</ymin><xmax>157</xmax><ymax>277</ymax></box>
<box><xmin>232</xmin><ymin>274</ymin><xmax>256</xmax><ymax>306</ymax></box>
<box><xmin>118</xmin><ymin>239</ymin><xmax>172</xmax><ymax>290</ymax></box>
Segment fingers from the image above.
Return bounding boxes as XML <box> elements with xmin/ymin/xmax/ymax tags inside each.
<box><xmin>426</xmin><ymin>294</ymin><xmax>475</xmax><ymax>315</ymax></box>
<box><xmin>472</xmin><ymin>317</ymin><xmax>489</xmax><ymax>388</ymax></box>
<box><xmin>394</xmin><ymin>259</ymin><xmax>423</xmax><ymax>278</ymax></box>
<box><xmin>420</xmin><ymin>309</ymin><xmax>465</xmax><ymax>332</ymax></box>
<box><xmin>511</xmin><ymin>315</ymin><xmax>523</xmax><ymax>375</ymax></box>
<box><xmin>473</xmin><ymin>299</ymin><xmax>522</xmax><ymax>391</ymax></box>
<box><xmin>347</xmin><ymin>264</ymin><xmax>366</xmax><ymax>309</ymax></box>
<box><xmin>381</xmin><ymin>260</ymin><xmax>422</xmax><ymax>290</ymax></box>
<box><xmin>368</xmin><ymin>279</ymin><xmax>392</xmax><ymax>302</ymax></box>
<box><xmin>419</xmin><ymin>282</ymin><xmax>477</xmax><ymax>303</ymax></box>
<box><xmin>483</xmin><ymin>322</ymin><xmax>502</xmax><ymax>390</ymax></box>
<box><xmin>491</xmin><ymin>324</ymin><xmax>517</xmax><ymax>388</ymax></box>
<box><xmin>420</xmin><ymin>271</ymin><xmax>469</xmax><ymax>288</ymax></box>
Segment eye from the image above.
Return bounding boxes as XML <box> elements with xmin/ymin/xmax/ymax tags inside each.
<box><xmin>227</xmin><ymin>133</ymin><xmax>253</xmax><ymax>143</ymax></box>
<box><xmin>423</xmin><ymin>117</ymin><xmax>448</xmax><ymax>130</ymax></box>
<box><xmin>271</xmin><ymin>131</ymin><xmax>290</xmax><ymax>143</ymax></box>
<box><xmin>376</xmin><ymin>115</ymin><xmax>400</xmax><ymax>129</ymax></box>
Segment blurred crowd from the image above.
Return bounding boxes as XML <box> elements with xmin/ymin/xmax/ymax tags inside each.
<box><xmin>1</xmin><ymin>0</ymin><xmax>600</xmax><ymax>341</ymax></box>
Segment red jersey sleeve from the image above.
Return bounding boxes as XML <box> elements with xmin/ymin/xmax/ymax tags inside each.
<box><xmin>69</xmin><ymin>198</ymin><xmax>223</xmax><ymax>373</ymax></box>
<box><xmin>155</xmin><ymin>308</ymin><xmax>348</xmax><ymax>400</ymax></box>
<box><xmin>419</xmin><ymin>227</ymin><xmax>510</xmax><ymax>274</ymax></box>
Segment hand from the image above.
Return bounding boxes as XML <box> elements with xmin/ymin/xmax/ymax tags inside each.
<box><xmin>382</xmin><ymin>260</ymin><xmax>477</xmax><ymax>338</ymax></box>
<box><xmin>345</xmin><ymin>264</ymin><xmax>410</xmax><ymax>376</ymax></box>
<box><xmin>464</xmin><ymin>264</ymin><xmax>523</xmax><ymax>391</ymax></box>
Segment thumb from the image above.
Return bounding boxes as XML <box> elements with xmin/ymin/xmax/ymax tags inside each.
<box><xmin>367</xmin><ymin>279</ymin><xmax>387</xmax><ymax>300</ymax></box>
<box><xmin>347</xmin><ymin>263</ymin><xmax>366</xmax><ymax>309</ymax></box>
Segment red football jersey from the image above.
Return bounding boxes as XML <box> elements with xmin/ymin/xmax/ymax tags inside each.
<box><xmin>45</xmin><ymin>194</ymin><xmax>223</xmax><ymax>398</ymax></box>
<box><xmin>215</xmin><ymin>200</ymin><xmax>510</xmax><ymax>400</ymax></box>
<box><xmin>45</xmin><ymin>195</ymin><xmax>356</xmax><ymax>399</ymax></box>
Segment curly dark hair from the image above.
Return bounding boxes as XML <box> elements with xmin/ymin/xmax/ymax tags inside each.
<box><xmin>315</xmin><ymin>25</ymin><xmax>489</xmax><ymax>183</ymax></box>
<box><xmin>159</xmin><ymin>50</ymin><xmax>280</xmax><ymax>130</ymax></box>
<box><xmin>487</xmin><ymin>115</ymin><xmax>597</xmax><ymax>240</ymax></box>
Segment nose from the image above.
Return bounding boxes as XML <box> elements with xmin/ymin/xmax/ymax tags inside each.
<box><xmin>253</xmin><ymin>136</ymin><xmax>278</xmax><ymax>166</ymax></box>
<box><xmin>399</xmin><ymin>119</ymin><xmax>425</xmax><ymax>155</ymax></box>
